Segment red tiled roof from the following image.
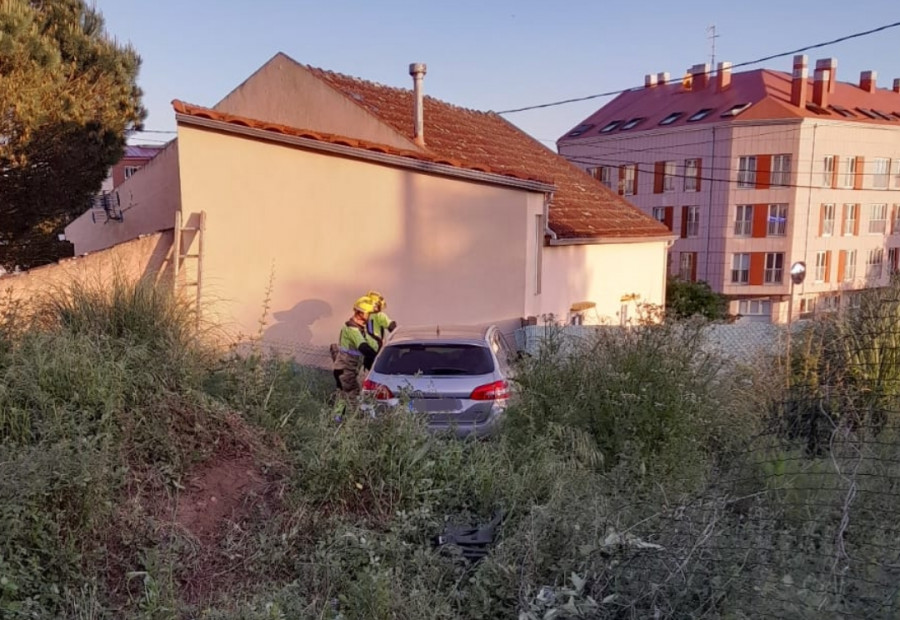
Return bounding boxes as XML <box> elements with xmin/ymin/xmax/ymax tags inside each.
<box><xmin>560</xmin><ymin>69</ymin><xmax>900</xmax><ymax>140</ymax></box>
<box><xmin>173</xmin><ymin>60</ymin><xmax>670</xmax><ymax>241</ymax></box>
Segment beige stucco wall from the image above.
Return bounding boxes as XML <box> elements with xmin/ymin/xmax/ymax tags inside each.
<box><xmin>66</xmin><ymin>141</ymin><xmax>181</xmax><ymax>255</ymax></box>
<box><xmin>541</xmin><ymin>241</ymin><xmax>668</xmax><ymax>324</ymax></box>
<box><xmin>175</xmin><ymin>124</ymin><xmax>543</xmax><ymax>362</ymax></box>
<box><xmin>214</xmin><ymin>53</ymin><xmax>419</xmax><ymax>152</ymax></box>
<box><xmin>0</xmin><ymin>232</ymin><xmax>173</xmax><ymax>313</ymax></box>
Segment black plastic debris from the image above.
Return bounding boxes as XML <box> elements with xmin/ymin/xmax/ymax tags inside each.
<box><xmin>432</xmin><ymin>510</ymin><xmax>504</xmax><ymax>562</ymax></box>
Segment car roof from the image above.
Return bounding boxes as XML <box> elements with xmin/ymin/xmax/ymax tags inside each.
<box><xmin>387</xmin><ymin>324</ymin><xmax>493</xmax><ymax>345</ymax></box>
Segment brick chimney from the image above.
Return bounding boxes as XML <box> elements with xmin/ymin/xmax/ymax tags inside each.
<box><xmin>813</xmin><ymin>68</ymin><xmax>830</xmax><ymax>108</ymax></box>
<box><xmin>690</xmin><ymin>63</ymin><xmax>710</xmax><ymax>91</ymax></box>
<box><xmin>657</xmin><ymin>71</ymin><xmax>670</xmax><ymax>86</ymax></box>
<box><xmin>716</xmin><ymin>61</ymin><xmax>732</xmax><ymax>92</ymax></box>
<box><xmin>860</xmin><ymin>70</ymin><xmax>876</xmax><ymax>92</ymax></box>
<box><xmin>815</xmin><ymin>58</ymin><xmax>837</xmax><ymax>93</ymax></box>
<box><xmin>645</xmin><ymin>73</ymin><xmax>658</xmax><ymax>88</ymax></box>
<box><xmin>409</xmin><ymin>63</ymin><xmax>426</xmax><ymax>147</ymax></box>
<box><xmin>790</xmin><ymin>55</ymin><xmax>808</xmax><ymax>107</ymax></box>
<box><xmin>894</xmin><ymin>78</ymin><xmax>900</xmax><ymax>93</ymax></box>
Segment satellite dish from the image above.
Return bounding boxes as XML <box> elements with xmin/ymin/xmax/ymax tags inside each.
<box><xmin>790</xmin><ymin>261</ymin><xmax>806</xmax><ymax>285</ymax></box>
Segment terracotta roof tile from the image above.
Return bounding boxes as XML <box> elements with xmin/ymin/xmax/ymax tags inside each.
<box><xmin>174</xmin><ymin>62</ymin><xmax>671</xmax><ymax>241</ymax></box>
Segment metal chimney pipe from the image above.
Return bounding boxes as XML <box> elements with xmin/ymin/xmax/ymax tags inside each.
<box><xmin>409</xmin><ymin>63</ymin><xmax>427</xmax><ymax>147</ymax></box>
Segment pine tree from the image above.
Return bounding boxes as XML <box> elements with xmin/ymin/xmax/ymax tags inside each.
<box><xmin>0</xmin><ymin>0</ymin><xmax>146</xmax><ymax>270</ymax></box>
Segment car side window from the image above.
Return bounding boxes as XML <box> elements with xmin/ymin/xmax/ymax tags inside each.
<box><xmin>490</xmin><ymin>331</ymin><xmax>512</xmax><ymax>375</ymax></box>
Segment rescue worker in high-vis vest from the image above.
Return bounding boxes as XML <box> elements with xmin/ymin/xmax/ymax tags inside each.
<box><xmin>333</xmin><ymin>296</ymin><xmax>378</xmax><ymax>400</ymax></box>
<box><xmin>365</xmin><ymin>290</ymin><xmax>397</xmax><ymax>353</ymax></box>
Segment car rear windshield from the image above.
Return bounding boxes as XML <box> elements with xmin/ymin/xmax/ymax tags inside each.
<box><xmin>373</xmin><ymin>344</ymin><xmax>494</xmax><ymax>376</ymax></box>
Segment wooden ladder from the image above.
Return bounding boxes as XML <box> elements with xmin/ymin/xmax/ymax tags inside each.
<box><xmin>172</xmin><ymin>210</ymin><xmax>206</xmax><ymax>329</ymax></box>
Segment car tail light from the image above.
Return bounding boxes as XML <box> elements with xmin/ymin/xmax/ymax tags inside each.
<box><xmin>362</xmin><ymin>378</ymin><xmax>394</xmax><ymax>400</ymax></box>
<box><xmin>469</xmin><ymin>380</ymin><xmax>510</xmax><ymax>401</ymax></box>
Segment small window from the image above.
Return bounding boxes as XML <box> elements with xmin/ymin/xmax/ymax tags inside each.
<box><xmin>871</xmin><ymin>109</ymin><xmax>894</xmax><ymax>121</ymax></box>
<box><xmin>687</xmin><ymin>108</ymin><xmax>714</xmax><ymax>122</ymax></box>
<box><xmin>892</xmin><ymin>112</ymin><xmax>900</xmax><ymax>121</ymax></box>
<box><xmin>124</xmin><ymin>166</ymin><xmax>139</xmax><ymax>179</ymax></box>
<box><xmin>721</xmin><ymin>103</ymin><xmax>752</xmax><ymax>117</ymax></box>
<box><xmin>600</xmin><ymin>120</ymin><xmax>623</xmax><ymax>133</ymax></box>
<box><xmin>620</xmin><ymin>117</ymin><xmax>645</xmax><ymax>130</ymax></box>
<box><xmin>806</xmin><ymin>102</ymin><xmax>831</xmax><ymax>115</ymax></box>
<box><xmin>567</xmin><ymin>123</ymin><xmax>594</xmax><ymax>137</ymax></box>
<box><xmin>855</xmin><ymin>107</ymin><xmax>878</xmax><ymax>119</ymax></box>
<box><xmin>659</xmin><ymin>112</ymin><xmax>683</xmax><ymax>125</ymax></box>
<box><xmin>829</xmin><ymin>105</ymin><xmax>856</xmax><ymax>117</ymax></box>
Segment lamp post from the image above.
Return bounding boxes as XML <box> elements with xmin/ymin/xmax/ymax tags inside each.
<box><xmin>786</xmin><ymin>261</ymin><xmax>806</xmax><ymax>388</ymax></box>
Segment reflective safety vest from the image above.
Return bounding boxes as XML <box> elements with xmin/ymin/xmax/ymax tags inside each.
<box><xmin>335</xmin><ymin>320</ymin><xmax>376</xmax><ymax>371</ymax></box>
<box><xmin>366</xmin><ymin>311</ymin><xmax>395</xmax><ymax>350</ymax></box>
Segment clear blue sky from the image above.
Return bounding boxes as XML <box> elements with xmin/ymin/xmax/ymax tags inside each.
<box><xmin>93</xmin><ymin>0</ymin><xmax>900</xmax><ymax>148</ymax></box>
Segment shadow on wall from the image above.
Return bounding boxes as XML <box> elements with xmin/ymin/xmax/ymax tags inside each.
<box><xmin>263</xmin><ymin>298</ymin><xmax>333</xmax><ymax>346</ymax></box>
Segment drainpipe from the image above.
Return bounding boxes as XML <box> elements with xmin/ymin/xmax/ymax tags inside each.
<box><xmin>705</xmin><ymin>126</ymin><xmax>716</xmax><ymax>283</ymax></box>
<box><xmin>409</xmin><ymin>63</ymin><xmax>427</xmax><ymax>147</ymax></box>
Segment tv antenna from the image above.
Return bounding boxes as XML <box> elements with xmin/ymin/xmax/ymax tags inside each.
<box><xmin>707</xmin><ymin>24</ymin><xmax>719</xmax><ymax>69</ymax></box>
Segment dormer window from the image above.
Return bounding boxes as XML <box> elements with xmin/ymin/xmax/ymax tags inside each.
<box><xmin>567</xmin><ymin>123</ymin><xmax>594</xmax><ymax>137</ymax></box>
<box><xmin>721</xmin><ymin>103</ymin><xmax>751</xmax><ymax>117</ymax></box>
<box><xmin>600</xmin><ymin>120</ymin><xmax>622</xmax><ymax>133</ymax></box>
<box><xmin>829</xmin><ymin>105</ymin><xmax>856</xmax><ymax>117</ymax></box>
<box><xmin>855</xmin><ymin>107</ymin><xmax>878</xmax><ymax>119</ymax></box>
<box><xmin>806</xmin><ymin>102</ymin><xmax>831</xmax><ymax>115</ymax></box>
<box><xmin>687</xmin><ymin>108</ymin><xmax>714</xmax><ymax>122</ymax></box>
<box><xmin>871</xmin><ymin>109</ymin><xmax>894</xmax><ymax>121</ymax></box>
<box><xmin>659</xmin><ymin>112</ymin><xmax>683</xmax><ymax>125</ymax></box>
<box><xmin>620</xmin><ymin>117</ymin><xmax>646</xmax><ymax>130</ymax></box>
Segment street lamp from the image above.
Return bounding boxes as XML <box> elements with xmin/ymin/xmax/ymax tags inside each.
<box><xmin>786</xmin><ymin>261</ymin><xmax>806</xmax><ymax>388</ymax></box>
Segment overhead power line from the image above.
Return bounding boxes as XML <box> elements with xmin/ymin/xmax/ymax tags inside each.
<box><xmin>496</xmin><ymin>20</ymin><xmax>900</xmax><ymax>115</ymax></box>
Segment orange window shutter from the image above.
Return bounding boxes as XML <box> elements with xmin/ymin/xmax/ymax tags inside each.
<box><xmin>680</xmin><ymin>206</ymin><xmax>689</xmax><ymax>238</ymax></box>
<box><xmin>632</xmin><ymin>166</ymin><xmax>639</xmax><ymax>195</ymax></box>
<box><xmin>853</xmin><ymin>205</ymin><xmax>860</xmax><ymax>236</ymax></box>
<box><xmin>653</xmin><ymin>161</ymin><xmax>664</xmax><ymax>193</ymax></box>
<box><xmin>832</xmin><ymin>155</ymin><xmax>840</xmax><ymax>189</ymax></box>
<box><xmin>618</xmin><ymin>165</ymin><xmax>625</xmax><ymax>195</ymax></box>
<box><xmin>749</xmin><ymin>253</ymin><xmax>765</xmax><ymax>285</ymax></box>
<box><xmin>690</xmin><ymin>253</ymin><xmax>697</xmax><ymax>281</ymax></box>
<box><xmin>664</xmin><ymin>206</ymin><xmax>674</xmax><ymax>231</ymax></box>
<box><xmin>837</xmin><ymin>250</ymin><xmax>846</xmax><ymax>282</ymax></box>
<box><xmin>824</xmin><ymin>251</ymin><xmax>832</xmax><ymax>282</ymax></box>
<box><xmin>695</xmin><ymin>159</ymin><xmax>702</xmax><ymax>191</ymax></box>
<box><xmin>818</xmin><ymin>205</ymin><xmax>825</xmax><ymax>236</ymax></box>
<box><xmin>840</xmin><ymin>204</ymin><xmax>847</xmax><ymax>236</ymax></box>
<box><xmin>854</xmin><ymin>156</ymin><xmax>865</xmax><ymax>190</ymax></box>
<box><xmin>756</xmin><ymin>155</ymin><xmax>772</xmax><ymax>189</ymax></box>
<box><xmin>891</xmin><ymin>206</ymin><xmax>896</xmax><ymax>234</ymax></box>
<box><xmin>752</xmin><ymin>204</ymin><xmax>768</xmax><ymax>238</ymax></box>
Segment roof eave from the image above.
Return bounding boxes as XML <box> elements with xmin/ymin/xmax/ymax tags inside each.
<box><xmin>548</xmin><ymin>232</ymin><xmax>677</xmax><ymax>246</ymax></box>
<box><xmin>175</xmin><ymin>113</ymin><xmax>557</xmax><ymax>194</ymax></box>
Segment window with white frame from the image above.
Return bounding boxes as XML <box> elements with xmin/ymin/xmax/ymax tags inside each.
<box><xmin>822</xmin><ymin>203</ymin><xmax>835</xmax><ymax>236</ymax></box>
<box><xmin>822</xmin><ymin>155</ymin><xmax>835</xmax><ymax>187</ymax></box>
<box><xmin>893</xmin><ymin>159</ymin><xmax>900</xmax><ymax>189</ymax></box>
<box><xmin>652</xmin><ymin>206</ymin><xmax>666</xmax><ymax>223</ymax></box>
<box><xmin>767</xmin><ymin>204</ymin><xmax>788</xmax><ymax>236</ymax></box>
<box><xmin>889</xmin><ymin>247</ymin><xmax>900</xmax><ymax>274</ymax></box>
<box><xmin>734</xmin><ymin>205</ymin><xmax>752</xmax><ymax>236</ymax></box>
<box><xmin>843</xmin><ymin>203</ymin><xmax>858</xmax><ymax>235</ymax></box>
<box><xmin>841</xmin><ymin>156</ymin><xmax>857</xmax><ymax>188</ymax></box>
<box><xmin>872</xmin><ymin>158</ymin><xmax>890</xmax><ymax>189</ymax></box>
<box><xmin>800</xmin><ymin>297</ymin><xmax>817</xmax><ymax>316</ymax></box>
<box><xmin>844</xmin><ymin>250</ymin><xmax>857</xmax><ymax>282</ymax></box>
<box><xmin>737</xmin><ymin>156</ymin><xmax>757</xmax><ymax>188</ymax></box>
<box><xmin>621</xmin><ymin>164</ymin><xmax>636</xmax><ymax>195</ymax></box>
<box><xmin>764</xmin><ymin>252</ymin><xmax>784</xmax><ymax>284</ymax></box>
<box><xmin>867</xmin><ymin>248</ymin><xmax>884</xmax><ymax>279</ymax></box>
<box><xmin>731</xmin><ymin>253</ymin><xmax>750</xmax><ymax>284</ymax></box>
<box><xmin>124</xmin><ymin>166</ymin><xmax>139</xmax><ymax>179</ymax></box>
<box><xmin>679</xmin><ymin>252</ymin><xmax>696</xmax><ymax>281</ymax></box>
<box><xmin>684</xmin><ymin>158</ymin><xmax>700</xmax><ymax>192</ymax></box>
<box><xmin>590</xmin><ymin>166</ymin><xmax>614</xmax><ymax>189</ymax></box>
<box><xmin>738</xmin><ymin>299</ymin><xmax>771</xmax><ymax>316</ymax></box>
<box><xmin>869</xmin><ymin>203</ymin><xmax>888</xmax><ymax>234</ymax></box>
<box><xmin>663</xmin><ymin>161</ymin><xmax>676</xmax><ymax>192</ymax></box>
<box><xmin>685</xmin><ymin>205</ymin><xmax>700</xmax><ymax>237</ymax></box>
<box><xmin>772</xmin><ymin>154</ymin><xmax>791</xmax><ymax>187</ymax></box>
<box><xmin>820</xmin><ymin>294</ymin><xmax>840</xmax><ymax>313</ymax></box>
<box><xmin>894</xmin><ymin>204</ymin><xmax>900</xmax><ymax>234</ymax></box>
<box><xmin>815</xmin><ymin>251</ymin><xmax>828</xmax><ymax>282</ymax></box>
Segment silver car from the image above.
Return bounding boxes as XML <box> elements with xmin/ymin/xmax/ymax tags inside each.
<box><xmin>362</xmin><ymin>325</ymin><xmax>516</xmax><ymax>438</ymax></box>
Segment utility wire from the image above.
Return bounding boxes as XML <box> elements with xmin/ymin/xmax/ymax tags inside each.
<box><xmin>496</xmin><ymin>20</ymin><xmax>900</xmax><ymax>115</ymax></box>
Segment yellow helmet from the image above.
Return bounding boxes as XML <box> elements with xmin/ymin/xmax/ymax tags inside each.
<box><xmin>367</xmin><ymin>290</ymin><xmax>385</xmax><ymax>310</ymax></box>
<box><xmin>353</xmin><ymin>296</ymin><xmax>375</xmax><ymax>315</ymax></box>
